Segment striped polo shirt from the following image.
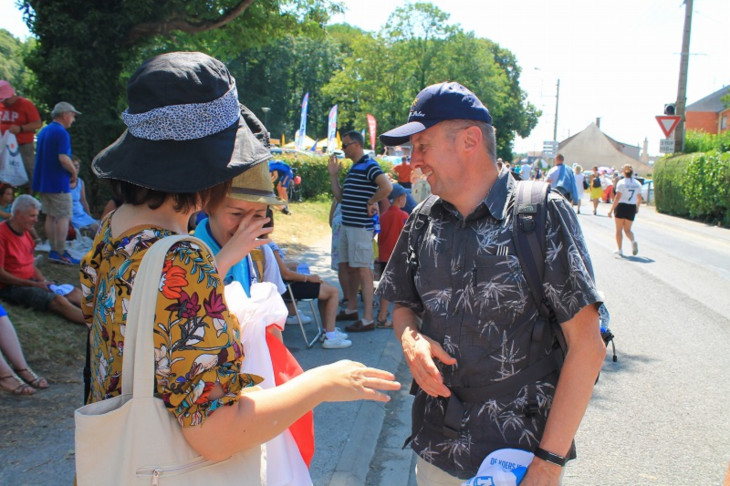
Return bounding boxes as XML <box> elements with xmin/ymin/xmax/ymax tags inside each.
<box><xmin>341</xmin><ymin>155</ymin><xmax>383</xmax><ymax>229</ymax></box>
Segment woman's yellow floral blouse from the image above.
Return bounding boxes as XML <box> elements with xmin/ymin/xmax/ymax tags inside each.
<box><xmin>80</xmin><ymin>216</ymin><xmax>261</xmax><ymax>427</ymax></box>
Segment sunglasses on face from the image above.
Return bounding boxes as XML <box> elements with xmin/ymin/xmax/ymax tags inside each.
<box><xmin>341</xmin><ymin>141</ymin><xmax>357</xmax><ymax>149</ymax></box>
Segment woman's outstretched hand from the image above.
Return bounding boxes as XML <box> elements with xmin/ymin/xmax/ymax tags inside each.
<box><xmin>313</xmin><ymin>360</ymin><xmax>401</xmax><ymax>403</ymax></box>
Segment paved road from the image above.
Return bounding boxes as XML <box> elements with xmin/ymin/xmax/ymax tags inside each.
<box><xmin>1</xmin><ymin>198</ymin><xmax>728</xmax><ymax>485</ymax></box>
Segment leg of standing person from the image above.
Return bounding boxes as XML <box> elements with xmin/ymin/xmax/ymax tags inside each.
<box><xmin>622</xmin><ymin>218</ymin><xmax>638</xmax><ymax>255</ymax></box>
<box><xmin>613</xmin><ymin>216</ymin><xmax>625</xmax><ymax>256</ymax></box>
<box><xmin>336</xmin><ymin>228</ymin><xmax>359</xmax><ymax>320</ymax></box>
<box><xmin>18</xmin><ymin>143</ymin><xmax>35</xmax><ymax>193</ymax></box>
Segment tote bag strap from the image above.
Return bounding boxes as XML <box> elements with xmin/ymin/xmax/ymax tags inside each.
<box><xmin>121</xmin><ymin>234</ymin><xmax>215</xmax><ymax>398</ymax></box>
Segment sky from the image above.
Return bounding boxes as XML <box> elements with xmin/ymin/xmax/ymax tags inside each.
<box><xmin>3</xmin><ymin>0</ymin><xmax>728</xmax><ymax>156</ymax></box>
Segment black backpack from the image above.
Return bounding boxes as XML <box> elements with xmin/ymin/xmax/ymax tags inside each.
<box><xmin>405</xmin><ymin>180</ymin><xmax>616</xmax><ymax>437</ymax></box>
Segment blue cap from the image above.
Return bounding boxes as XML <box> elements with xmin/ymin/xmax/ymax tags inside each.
<box><xmin>389</xmin><ymin>183</ymin><xmax>408</xmax><ymax>201</ymax></box>
<box><xmin>380</xmin><ymin>82</ymin><xmax>492</xmax><ymax>146</ymax></box>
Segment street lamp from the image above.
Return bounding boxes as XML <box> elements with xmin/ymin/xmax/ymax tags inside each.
<box><xmin>261</xmin><ymin>106</ymin><xmax>271</xmax><ymax>127</ymax></box>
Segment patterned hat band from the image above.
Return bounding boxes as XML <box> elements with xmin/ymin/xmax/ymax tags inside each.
<box><xmin>121</xmin><ymin>86</ymin><xmax>240</xmax><ymax>141</ymax></box>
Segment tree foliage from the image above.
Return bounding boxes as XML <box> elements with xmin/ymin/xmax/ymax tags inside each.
<box><xmin>0</xmin><ymin>29</ymin><xmax>36</xmax><ymax>100</ymax></box>
<box><xmin>11</xmin><ymin>0</ymin><xmax>539</xmax><ymax>205</ymax></box>
<box><xmin>17</xmin><ymin>0</ymin><xmax>341</xmax><ymax>206</ymax></box>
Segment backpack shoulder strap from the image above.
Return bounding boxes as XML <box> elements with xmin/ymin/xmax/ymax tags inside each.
<box><xmin>512</xmin><ymin>181</ymin><xmax>550</xmax><ymax>315</ymax></box>
<box><xmin>406</xmin><ymin>195</ymin><xmax>438</xmax><ymax>273</ymax></box>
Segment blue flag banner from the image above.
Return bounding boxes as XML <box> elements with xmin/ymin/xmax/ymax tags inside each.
<box><xmin>296</xmin><ymin>92</ymin><xmax>309</xmax><ymax>151</ymax></box>
<box><xmin>327</xmin><ymin>105</ymin><xmax>338</xmax><ymax>152</ymax></box>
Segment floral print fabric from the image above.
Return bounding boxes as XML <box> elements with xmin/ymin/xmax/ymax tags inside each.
<box><xmin>80</xmin><ymin>215</ymin><xmax>261</xmax><ymax>427</ymax></box>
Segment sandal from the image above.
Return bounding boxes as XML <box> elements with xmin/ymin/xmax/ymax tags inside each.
<box><xmin>14</xmin><ymin>368</ymin><xmax>49</xmax><ymax>389</ymax></box>
<box><xmin>0</xmin><ymin>374</ymin><xmax>36</xmax><ymax>395</ymax></box>
<box><xmin>375</xmin><ymin>318</ymin><xmax>393</xmax><ymax>329</ymax></box>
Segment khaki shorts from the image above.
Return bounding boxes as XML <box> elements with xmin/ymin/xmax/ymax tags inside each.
<box><xmin>18</xmin><ymin>143</ymin><xmax>35</xmax><ymax>186</ymax></box>
<box><xmin>40</xmin><ymin>192</ymin><xmax>73</xmax><ymax>219</ymax></box>
<box><xmin>339</xmin><ymin>225</ymin><xmax>374</xmax><ymax>269</ymax></box>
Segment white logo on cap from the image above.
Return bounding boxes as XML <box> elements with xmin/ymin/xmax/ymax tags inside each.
<box><xmin>410</xmin><ymin>110</ymin><xmax>426</xmax><ymax>118</ymax></box>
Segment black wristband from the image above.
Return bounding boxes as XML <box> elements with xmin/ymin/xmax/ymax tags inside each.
<box><xmin>19</xmin><ymin>125</ymin><xmax>23</xmax><ymax>133</ymax></box>
<box><xmin>534</xmin><ymin>447</ymin><xmax>566</xmax><ymax>467</ymax></box>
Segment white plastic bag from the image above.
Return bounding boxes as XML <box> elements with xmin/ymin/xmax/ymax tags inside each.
<box><xmin>462</xmin><ymin>448</ymin><xmax>534</xmax><ymax>486</ymax></box>
<box><xmin>0</xmin><ymin>131</ymin><xmax>29</xmax><ymax>186</ymax></box>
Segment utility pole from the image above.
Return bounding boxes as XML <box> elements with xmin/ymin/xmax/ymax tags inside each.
<box><xmin>553</xmin><ymin>79</ymin><xmax>560</xmax><ymax>142</ymax></box>
<box><xmin>674</xmin><ymin>0</ymin><xmax>693</xmax><ymax>152</ymax></box>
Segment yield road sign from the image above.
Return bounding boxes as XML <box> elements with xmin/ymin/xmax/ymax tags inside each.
<box><xmin>656</xmin><ymin>115</ymin><xmax>681</xmax><ymax>138</ymax></box>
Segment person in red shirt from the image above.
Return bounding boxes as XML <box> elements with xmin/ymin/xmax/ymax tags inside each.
<box><xmin>391</xmin><ymin>156</ymin><xmax>413</xmax><ymax>188</ymax></box>
<box><xmin>0</xmin><ymin>195</ymin><xmax>84</xmax><ymax>325</ymax></box>
<box><xmin>0</xmin><ymin>81</ymin><xmax>42</xmax><ymax>189</ymax></box>
<box><xmin>375</xmin><ymin>184</ymin><xmax>409</xmax><ymax>328</ymax></box>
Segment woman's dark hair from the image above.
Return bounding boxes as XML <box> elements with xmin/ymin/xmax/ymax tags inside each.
<box><xmin>0</xmin><ymin>183</ymin><xmax>13</xmax><ymax>196</ymax></box>
<box><xmin>622</xmin><ymin>164</ymin><xmax>634</xmax><ymax>178</ymax></box>
<box><xmin>111</xmin><ymin>179</ymin><xmax>232</xmax><ymax>214</ymax></box>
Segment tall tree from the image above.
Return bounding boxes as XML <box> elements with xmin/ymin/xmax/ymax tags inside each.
<box><xmin>0</xmin><ymin>30</ymin><xmax>36</xmax><ymax>102</ymax></box>
<box><xmin>17</xmin><ymin>0</ymin><xmax>340</xmax><ymax>205</ymax></box>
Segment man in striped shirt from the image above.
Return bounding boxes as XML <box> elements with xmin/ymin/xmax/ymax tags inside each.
<box><xmin>328</xmin><ymin>130</ymin><xmax>392</xmax><ymax>332</ymax></box>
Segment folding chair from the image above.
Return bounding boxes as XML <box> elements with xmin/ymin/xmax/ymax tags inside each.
<box><xmin>284</xmin><ymin>283</ymin><xmax>323</xmax><ymax>348</ymax></box>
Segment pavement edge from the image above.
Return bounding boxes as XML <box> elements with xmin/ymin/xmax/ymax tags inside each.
<box><xmin>328</xmin><ymin>335</ymin><xmax>404</xmax><ymax>485</ymax></box>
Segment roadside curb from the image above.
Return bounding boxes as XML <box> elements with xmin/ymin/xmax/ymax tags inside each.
<box><xmin>329</xmin><ymin>335</ymin><xmax>404</xmax><ymax>485</ymax></box>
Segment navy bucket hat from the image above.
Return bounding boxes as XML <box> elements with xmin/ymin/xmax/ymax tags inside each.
<box><xmin>93</xmin><ymin>51</ymin><xmax>271</xmax><ymax>193</ymax></box>
<box><xmin>380</xmin><ymin>82</ymin><xmax>492</xmax><ymax>147</ymax></box>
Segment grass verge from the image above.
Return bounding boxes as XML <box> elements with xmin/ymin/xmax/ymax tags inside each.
<box><xmin>4</xmin><ymin>198</ymin><xmax>333</xmax><ymax>382</ymax></box>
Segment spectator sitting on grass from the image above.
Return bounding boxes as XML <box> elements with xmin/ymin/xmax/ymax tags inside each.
<box><xmin>0</xmin><ymin>195</ymin><xmax>85</xmax><ymax>325</ymax></box>
<box><xmin>0</xmin><ymin>303</ymin><xmax>49</xmax><ymax>396</ymax></box>
<box><xmin>69</xmin><ymin>155</ymin><xmax>99</xmax><ymax>235</ymax></box>
<box><xmin>266</xmin><ymin>207</ymin><xmax>351</xmax><ymax>349</ymax></box>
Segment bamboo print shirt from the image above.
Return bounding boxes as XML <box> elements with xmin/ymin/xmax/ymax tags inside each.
<box><xmin>377</xmin><ymin>169</ymin><xmax>602</xmax><ymax>478</ymax></box>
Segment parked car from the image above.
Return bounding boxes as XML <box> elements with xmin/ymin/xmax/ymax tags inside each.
<box><xmin>641</xmin><ymin>180</ymin><xmax>654</xmax><ymax>204</ymax></box>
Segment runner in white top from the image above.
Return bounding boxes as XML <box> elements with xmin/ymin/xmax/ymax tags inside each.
<box><xmin>608</xmin><ymin>164</ymin><xmax>643</xmax><ymax>257</ymax></box>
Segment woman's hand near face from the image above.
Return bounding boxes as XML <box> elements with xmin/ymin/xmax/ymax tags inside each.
<box><xmin>215</xmin><ymin>211</ymin><xmax>273</xmax><ymax>277</ymax></box>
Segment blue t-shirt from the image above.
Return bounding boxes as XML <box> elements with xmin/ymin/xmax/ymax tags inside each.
<box><xmin>32</xmin><ymin>121</ymin><xmax>72</xmax><ymax>193</ymax></box>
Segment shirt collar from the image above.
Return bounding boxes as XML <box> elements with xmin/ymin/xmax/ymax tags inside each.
<box><xmin>432</xmin><ymin>167</ymin><xmax>515</xmax><ymax>222</ymax></box>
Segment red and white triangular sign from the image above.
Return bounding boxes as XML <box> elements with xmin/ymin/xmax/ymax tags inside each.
<box><xmin>656</xmin><ymin>115</ymin><xmax>681</xmax><ymax>138</ymax></box>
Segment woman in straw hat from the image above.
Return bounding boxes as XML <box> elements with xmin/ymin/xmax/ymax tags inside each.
<box><xmin>81</xmin><ymin>52</ymin><xmax>399</xmax><ymax>464</ymax></box>
<box><xmin>194</xmin><ymin>163</ymin><xmax>350</xmax><ymax>349</ymax></box>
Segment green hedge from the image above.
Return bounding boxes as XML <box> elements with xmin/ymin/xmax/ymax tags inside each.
<box><xmin>654</xmin><ymin>150</ymin><xmax>730</xmax><ymax>227</ymax></box>
<box><xmin>274</xmin><ymin>153</ymin><xmax>394</xmax><ymax>200</ymax></box>
<box><xmin>684</xmin><ymin>130</ymin><xmax>730</xmax><ymax>153</ymax></box>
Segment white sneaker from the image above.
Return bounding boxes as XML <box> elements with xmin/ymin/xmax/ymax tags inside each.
<box><xmin>286</xmin><ymin>314</ymin><xmax>312</xmax><ymax>325</ymax></box>
<box><xmin>322</xmin><ymin>335</ymin><xmax>352</xmax><ymax>349</ymax></box>
<box><xmin>613</xmin><ymin>249</ymin><xmax>623</xmax><ymax>258</ymax></box>
<box><xmin>632</xmin><ymin>240</ymin><xmax>639</xmax><ymax>256</ymax></box>
<box><xmin>333</xmin><ymin>327</ymin><xmax>348</xmax><ymax>339</ymax></box>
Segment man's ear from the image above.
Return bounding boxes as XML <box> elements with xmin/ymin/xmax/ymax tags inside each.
<box><xmin>461</xmin><ymin>125</ymin><xmax>482</xmax><ymax>153</ymax></box>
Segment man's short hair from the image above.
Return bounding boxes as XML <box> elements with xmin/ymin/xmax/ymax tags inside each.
<box><xmin>11</xmin><ymin>194</ymin><xmax>41</xmax><ymax>216</ymax></box>
<box><xmin>555</xmin><ymin>154</ymin><xmax>564</xmax><ymax>162</ymax></box>
<box><xmin>342</xmin><ymin>130</ymin><xmax>364</xmax><ymax>146</ymax></box>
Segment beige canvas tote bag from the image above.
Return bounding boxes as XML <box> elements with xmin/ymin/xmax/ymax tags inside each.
<box><xmin>75</xmin><ymin>235</ymin><xmax>264</xmax><ymax>485</ymax></box>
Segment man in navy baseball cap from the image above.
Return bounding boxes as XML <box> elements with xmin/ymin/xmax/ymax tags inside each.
<box><xmin>379</xmin><ymin>82</ymin><xmax>492</xmax><ymax>146</ymax></box>
<box><xmin>376</xmin><ymin>80</ymin><xmax>606</xmax><ymax>483</ymax></box>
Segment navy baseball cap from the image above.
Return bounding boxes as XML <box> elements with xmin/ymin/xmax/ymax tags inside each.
<box><xmin>380</xmin><ymin>82</ymin><xmax>492</xmax><ymax>146</ymax></box>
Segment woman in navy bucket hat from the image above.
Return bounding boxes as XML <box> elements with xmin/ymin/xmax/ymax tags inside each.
<box><xmin>80</xmin><ymin>51</ymin><xmax>400</xmax><ymax>481</ymax></box>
